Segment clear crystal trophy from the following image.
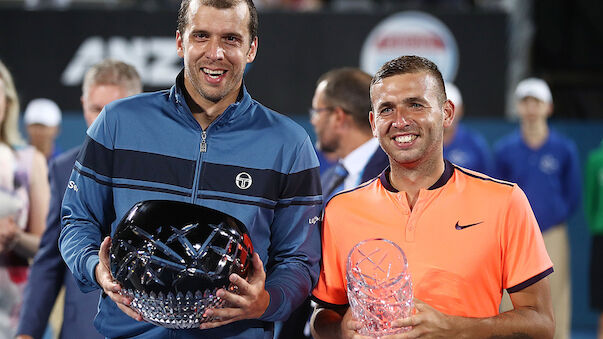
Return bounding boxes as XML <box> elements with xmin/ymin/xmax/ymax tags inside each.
<box><xmin>346</xmin><ymin>238</ymin><xmax>413</xmax><ymax>337</ymax></box>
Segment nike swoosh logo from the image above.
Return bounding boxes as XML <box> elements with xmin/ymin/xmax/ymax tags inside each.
<box><xmin>455</xmin><ymin>221</ymin><xmax>483</xmax><ymax>230</ymax></box>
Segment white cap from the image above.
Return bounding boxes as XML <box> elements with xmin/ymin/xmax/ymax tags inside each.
<box><xmin>444</xmin><ymin>82</ymin><xmax>463</xmax><ymax>107</ymax></box>
<box><xmin>515</xmin><ymin>78</ymin><xmax>552</xmax><ymax>103</ymax></box>
<box><xmin>23</xmin><ymin>98</ymin><xmax>62</xmax><ymax>127</ymax></box>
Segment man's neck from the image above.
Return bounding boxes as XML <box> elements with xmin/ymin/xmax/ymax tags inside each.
<box><xmin>521</xmin><ymin>120</ymin><xmax>548</xmax><ymax>149</ymax></box>
<box><xmin>183</xmin><ymin>77</ymin><xmax>241</xmax><ymax>130</ymax></box>
<box><xmin>388</xmin><ymin>156</ymin><xmax>445</xmax><ymax>210</ymax></box>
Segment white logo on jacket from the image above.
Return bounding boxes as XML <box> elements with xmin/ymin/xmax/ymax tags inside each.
<box><xmin>67</xmin><ymin>180</ymin><xmax>79</xmax><ymax>192</ymax></box>
<box><xmin>235</xmin><ymin>172</ymin><xmax>252</xmax><ymax>190</ymax></box>
<box><xmin>539</xmin><ymin>154</ymin><xmax>559</xmax><ymax>174</ymax></box>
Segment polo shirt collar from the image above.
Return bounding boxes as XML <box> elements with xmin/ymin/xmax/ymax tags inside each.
<box><xmin>379</xmin><ymin>160</ymin><xmax>454</xmax><ymax>193</ymax></box>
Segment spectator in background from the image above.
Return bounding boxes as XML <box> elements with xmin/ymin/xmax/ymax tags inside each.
<box><xmin>0</xmin><ymin>60</ymin><xmax>50</xmax><ymax>339</ymax></box>
<box><xmin>494</xmin><ymin>77</ymin><xmax>581</xmax><ymax>339</ymax></box>
<box><xmin>585</xmin><ymin>139</ymin><xmax>603</xmax><ymax>339</ymax></box>
<box><xmin>315</xmin><ymin>148</ymin><xmax>337</xmax><ymax>175</ymax></box>
<box><xmin>255</xmin><ymin>0</ymin><xmax>323</xmax><ymax>11</ymax></box>
<box><xmin>24</xmin><ymin>0</ymin><xmax>72</xmax><ymax>9</ymax></box>
<box><xmin>279</xmin><ymin>67</ymin><xmax>388</xmax><ymax>339</ymax></box>
<box><xmin>23</xmin><ymin>98</ymin><xmax>62</xmax><ymax>161</ymax></box>
<box><xmin>443</xmin><ymin>82</ymin><xmax>493</xmax><ymax>174</ymax></box>
<box><xmin>310</xmin><ymin>67</ymin><xmax>388</xmax><ymax>204</ymax></box>
<box><xmin>16</xmin><ymin>59</ymin><xmax>142</xmax><ymax>339</ymax></box>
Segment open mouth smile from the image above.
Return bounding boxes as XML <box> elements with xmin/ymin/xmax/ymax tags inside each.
<box><xmin>202</xmin><ymin>68</ymin><xmax>227</xmax><ymax>81</ymax></box>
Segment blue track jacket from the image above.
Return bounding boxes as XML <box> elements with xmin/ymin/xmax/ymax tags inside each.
<box><xmin>59</xmin><ymin>72</ymin><xmax>323</xmax><ymax>338</ymax></box>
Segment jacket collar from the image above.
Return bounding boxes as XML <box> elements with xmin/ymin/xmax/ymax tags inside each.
<box><xmin>169</xmin><ymin>69</ymin><xmax>253</xmax><ymax>128</ymax></box>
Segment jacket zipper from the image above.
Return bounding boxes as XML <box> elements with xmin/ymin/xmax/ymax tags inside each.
<box><xmin>191</xmin><ymin>130</ymin><xmax>207</xmax><ymax>204</ymax></box>
<box><xmin>200</xmin><ymin>130</ymin><xmax>207</xmax><ymax>153</ymax></box>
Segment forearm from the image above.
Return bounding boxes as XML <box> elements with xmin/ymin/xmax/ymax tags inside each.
<box><xmin>59</xmin><ymin>223</ymin><xmax>102</xmax><ymax>292</ymax></box>
<box><xmin>311</xmin><ymin>307</ymin><xmax>344</xmax><ymax>339</ymax></box>
<box><xmin>261</xmin><ymin>262</ymin><xmax>316</xmax><ymax>321</ymax></box>
<box><xmin>446</xmin><ymin>307</ymin><xmax>554</xmax><ymax>339</ymax></box>
<box><xmin>261</xmin><ymin>201</ymin><xmax>321</xmax><ymax>320</ymax></box>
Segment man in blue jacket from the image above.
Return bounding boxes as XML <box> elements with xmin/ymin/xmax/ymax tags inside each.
<box><xmin>58</xmin><ymin>0</ymin><xmax>322</xmax><ymax>338</ymax></box>
<box><xmin>494</xmin><ymin>77</ymin><xmax>581</xmax><ymax>339</ymax></box>
<box><xmin>16</xmin><ymin>59</ymin><xmax>142</xmax><ymax>339</ymax></box>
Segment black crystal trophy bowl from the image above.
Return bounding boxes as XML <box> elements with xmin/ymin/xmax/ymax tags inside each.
<box><xmin>110</xmin><ymin>200</ymin><xmax>254</xmax><ymax>329</ymax></box>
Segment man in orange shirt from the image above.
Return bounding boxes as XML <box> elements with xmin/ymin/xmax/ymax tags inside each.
<box><xmin>310</xmin><ymin>56</ymin><xmax>555</xmax><ymax>338</ymax></box>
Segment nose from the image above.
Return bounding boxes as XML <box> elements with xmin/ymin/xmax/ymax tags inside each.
<box><xmin>205</xmin><ymin>38</ymin><xmax>225</xmax><ymax>60</ymax></box>
<box><xmin>310</xmin><ymin>112</ymin><xmax>319</xmax><ymax>127</ymax></box>
<box><xmin>391</xmin><ymin>111</ymin><xmax>410</xmax><ymax>129</ymax></box>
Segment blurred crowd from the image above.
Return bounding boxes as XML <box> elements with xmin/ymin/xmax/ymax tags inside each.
<box><xmin>2</xmin><ymin>0</ymin><xmax>523</xmax><ymax>12</ymax></box>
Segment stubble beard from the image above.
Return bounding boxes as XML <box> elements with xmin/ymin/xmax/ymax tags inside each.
<box><xmin>317</xmin><ymin>134</ymin><xmax>339</xmax><ymax>154</ymax></box>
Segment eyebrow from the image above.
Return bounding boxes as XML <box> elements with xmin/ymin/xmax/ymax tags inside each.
<box><xmin>190</xmin><ymin>29</ymin><xmax>244</xmax><ymax>39</ymax></box>
<box><xmin>403</xmin><ymin>96</ymin><xmax>428</xmax><ymax>104</ymax></box>
<box><xmin>223</xmin><ymin>32</ymin><xmax>244</xmax><ymax>38</ymax></box>
<box><xmin>377</xmin><ymin>96</ymin><xmax>428</xmax><ymax>108</ymax></box>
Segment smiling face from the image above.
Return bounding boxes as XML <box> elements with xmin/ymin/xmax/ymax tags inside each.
<box><xmin>369</xmin><ymin>72</ymin><xmax>454</xmax><ymax>168</ymax></box>
<box><xmin>176</xmin><ymin>1</ymin><xmax>257</xmax><ymax>107</ymax></box>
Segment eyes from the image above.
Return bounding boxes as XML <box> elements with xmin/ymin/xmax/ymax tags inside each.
<box><xmin>191</xmin><ymin>32</ymin><xmax>242</xmax><ymax>46</ymax></box>
<box><xmin>225</xmin><ymin>35</ymin><xmax>241</xmax><ymax>44</ymax></box>
<box><xmin>192</xmin><ymin>32</ymin><xmax>209</xmax><ymax>40</ymax></box>
<box><xmin>380</xmin><ymin>107</ymin><xmax>394</xmax><ymax>115</ymax></box>
<box><xmin>378</xmin><ymin>102</ymin><xmax>425</xmax><ymax>115</ymax></box>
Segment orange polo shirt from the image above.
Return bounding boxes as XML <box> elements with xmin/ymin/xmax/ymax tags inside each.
<box><xmin>312</xmin><ymin>161</ymin><xmax>553</xmax><ymax>318</ymax></box>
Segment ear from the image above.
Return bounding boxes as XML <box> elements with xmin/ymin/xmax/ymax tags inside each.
<box><xmin>442</xmin><ymin>99</ymin><xmax>455</xmax><ymax>128</ymax></box>
<box><xmin>247</xmin><ymin>36</ymin><xmax>258</xmax><ymax>63</ymax></box>
<box><xmin>176</xmin><ymin>30</ymin><xmax>184</xmax><ymax>58</ymax></box>
<box><xmin>369</xmin><ymin>111</ymin><xmax>377</xmax><ymax>137</ymax></box>
<box><xmin>332</xmin><ymin>107</ymin><xmax>347</xmax><ymax>126</ymax></box>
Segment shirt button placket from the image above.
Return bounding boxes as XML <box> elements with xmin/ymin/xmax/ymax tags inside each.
<box><xmin>396</xmin><ymin>194</ymin><xmax>414</xmax><ymax>242</ymax></box>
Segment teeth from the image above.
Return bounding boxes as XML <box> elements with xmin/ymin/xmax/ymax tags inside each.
<box><xmin>395</xmin><ymin>135</ymin><xmax>416</xmax><ymax>143</ymax></box>
<box><xmin>203</xmin><ymin>68</ymin><xmax>225</xmax><ymax>77</ymax></box>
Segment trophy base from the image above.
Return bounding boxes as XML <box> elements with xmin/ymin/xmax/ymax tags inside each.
<box><xmin>121</xmin><ymin>287</ymin><xmax>225</xmax><ymax>329</ymax></box>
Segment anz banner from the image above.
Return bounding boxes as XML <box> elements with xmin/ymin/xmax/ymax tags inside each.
<box><xmin>61</xmin><ymin>36</ymin><xmax>181</xmax><ymax>88</ymax></box>
<box><xmin>0</xmin><ymin>9</ymin><xmax>507</xmax><ymax>117</ymax></box>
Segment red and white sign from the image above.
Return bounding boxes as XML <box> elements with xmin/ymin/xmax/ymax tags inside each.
<box><xmin>360</xmin><ymin>11</ymin><xmax>459</xmax><ymax>81</ymax></box>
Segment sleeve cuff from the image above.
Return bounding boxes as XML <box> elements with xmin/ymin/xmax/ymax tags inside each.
<box><xmin>507</xmin><ymin>267</ymin><xmax>554</xmax><ymax>293</ymax></box>
<box><xmin>259</xmin><ymin>285</ymin><xmax>284</xmax><ymax>321</ymax></box>
<box><xmin>85</xmin><ymin>253</ymin><xmax>101</xmax><ymax>289</ymax></box>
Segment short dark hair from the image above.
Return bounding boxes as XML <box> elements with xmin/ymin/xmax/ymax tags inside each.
<box><xmin>177</xmin><ymin>0</ymin><xmax>258</xmax><ymax>43</ymax></box>
<box><xmin>371</xmin><ymin>55</ymin><xmax>446</xmax><ymax>105</ymax></box>
<box><xmin>317</xmin><ymin>68</ymin><xmax>372</xmax><ymax>130</ymax></box>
